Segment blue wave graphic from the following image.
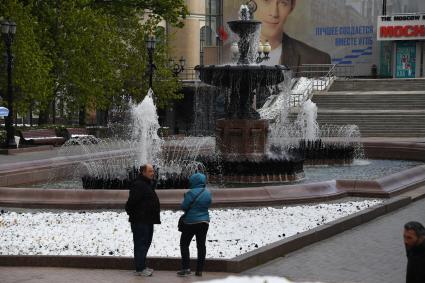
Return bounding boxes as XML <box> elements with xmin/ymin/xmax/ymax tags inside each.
<box><xmin>332</xmin><ymin>46</ymin><xmax>373</xmax><ymax>64</ymax></box>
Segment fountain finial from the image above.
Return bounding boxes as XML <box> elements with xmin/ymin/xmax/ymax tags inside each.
<box><xmin>239</xmin><ymin>1</ymin><xmax>257</xmax><ymax>20</ymax></box>
<box><xmin>239</xmin><ymin>4</ymin><xmax>250</xmax><ymax>21</ymax></box>
<box><xmin>246</xmin><ymin>0</ymin><xmax>257</xmax><ymax>18</ymax></box>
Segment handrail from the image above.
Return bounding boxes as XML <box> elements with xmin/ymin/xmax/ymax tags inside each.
<box><xmin>291</xmin><ymin>64</ymin><xmax>337</xmax><ymax>92</ymax></box>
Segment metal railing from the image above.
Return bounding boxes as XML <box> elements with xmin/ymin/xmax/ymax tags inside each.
<box><xmin>293</xmin><ymin>64</ymin><xmax>354</xmax><ymax>79</ymax></box>
<box><xmin>289</xmin><ymin>93</ymin><xmax>306</xmax><ymax>108</ymax></box>
<box><xmin>334</xmin><ymin>65</ymin><xmax>354</xmax><ymax>79</ymax></box>
<box><xmin>291</xmin><ymin>64</ymin><xmax>354</xmax><ymax>91</ymax></box>
<box><xmin>178</xmin><ymin>68</ymin><xmax>199</xmax><ymax>81</ymax></box>
<box><xmin>291</xmin><ymin>64</ymin><xmax>333</xmax><ymax>92</ymax></box>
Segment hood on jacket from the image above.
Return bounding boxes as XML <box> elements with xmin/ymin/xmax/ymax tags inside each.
<box><xmin>189</xmin><ymin>173</ymin><xmax>206</xmax><ymax>189</ymax></box>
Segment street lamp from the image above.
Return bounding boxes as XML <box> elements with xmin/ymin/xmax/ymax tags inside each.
<box><xmin>1</xmin><ymin>20</ymin><xmax>17</xmax><ymax>148</ymax></box>
<box><xmin>145</xmin><ymin>36</ymin><xmax>156</xmax><ymax>89</ymax></box>
<box><xmin>256</xmin><ymin>40</ymin><xmax>271</xmax><ymax>63</ymax></box>
<box><xmin>382</xmin><ymin>0</ymin><xmax>387</xmax><ymax>15</ymax></box>
<box><xmin>168</xmin><ymin>56</ymin><xmax>186</xmax><ymax>77</ymax></box>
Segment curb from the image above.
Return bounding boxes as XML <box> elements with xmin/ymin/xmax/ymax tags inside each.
<box><xmin>0</xmin><ymin>197</ymin><xmax>412</xmax><ymax>272</ymax></box>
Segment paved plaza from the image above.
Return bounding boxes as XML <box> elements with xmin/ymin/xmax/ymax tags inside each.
<box><xmin>0</xmin><ymin>268</ymin><xmax>232</xmax><ymax>283</ymax></box>
<box><xmin>244</xmin><ymin>197</ymin><xmax>425</xmax><ymax>283</ymax></box>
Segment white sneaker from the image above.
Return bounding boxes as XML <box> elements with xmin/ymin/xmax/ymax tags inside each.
<box><xmin>134</xmin><ymin>268</ymin><xmax>153</xmax><ymax>277</ymax></box>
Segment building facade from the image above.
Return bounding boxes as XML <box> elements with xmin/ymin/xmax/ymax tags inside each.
<box><xmin>174</xmin><ymin>0</ymin><xmax>424</xmax><ymax>78</ymax></box>
<box><xmin>377</xmin><ymin>13</ymin><xmax>425</xmax><ymax>78</ymax></box>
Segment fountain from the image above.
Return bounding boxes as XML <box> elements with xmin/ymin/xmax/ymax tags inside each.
<box><xmin>74</xmin><ymin>2</ymin><xmax>360</xmax><ymax>189</ymax></box>
<box><xmin>193</xmin><ymin>3</ymin><xmax>305</xmax><ymax>183</ymax></box>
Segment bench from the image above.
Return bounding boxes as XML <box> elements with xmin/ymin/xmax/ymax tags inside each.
<box><xmin>65</xmin><ymin>128</ymin><xmax>92</xmax><ymax>139</ymax></box>
<box><xmin>19</xmin><ymin>129</ymin><xmax>65</xmax><ymax>146</ymax></box>
<box><xmin>64</xmin><ymin>128</ymin><xmax>98</xmax><ymax>144</ymax></box>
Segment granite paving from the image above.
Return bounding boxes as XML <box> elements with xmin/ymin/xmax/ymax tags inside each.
<box><xmin>243</xmin><ymin>198</ymin><xmax>425</xmax><ymax>283</ymax></box>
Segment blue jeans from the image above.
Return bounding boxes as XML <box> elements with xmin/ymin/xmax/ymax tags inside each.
<box><xmin>131</xmin><ymin>223</ymin><xmax>153</xmax><ymax>271</ymax></box>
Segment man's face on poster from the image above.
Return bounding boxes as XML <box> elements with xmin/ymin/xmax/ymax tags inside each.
<box><xmin>254</xmin><ymin>0</ymin><xmax>294</xmax><ymax>41</ymax></box>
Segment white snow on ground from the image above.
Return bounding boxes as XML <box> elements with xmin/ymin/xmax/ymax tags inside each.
<box><xmin>0</xmin><ymin>200</ymin><xmax>381</xmax><ymax>259</ymax></box>
<box><xmin>195</xmin><ymin>276</ymin><xmax>321</xmax><ymax>283</ymax></box>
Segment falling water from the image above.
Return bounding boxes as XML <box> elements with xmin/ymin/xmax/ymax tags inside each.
<box><xmin>130</xmin><ymin>88</ymin><xmax>162</xmax><ymax>166</ymax></box>
<box><xmin>297</xmin><ymin>99</ymin><xmax>319</xmax><ymax>141</ymax></box>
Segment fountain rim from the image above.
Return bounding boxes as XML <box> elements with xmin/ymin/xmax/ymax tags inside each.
<box><xmin>227</xmin><ymin>19</ymin><xmax>262</xmax><ymax>25</ymax></box>
<box><xmin>194</xmin><ymin>64</ymin><xmax>290</xmax><ymax>71</ymax></box>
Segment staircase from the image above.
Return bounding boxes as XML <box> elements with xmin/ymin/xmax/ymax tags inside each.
<box><xmin>311</xmin><ymin>78</ymin><xmax>425</xmax><ymax>137</ymax></box>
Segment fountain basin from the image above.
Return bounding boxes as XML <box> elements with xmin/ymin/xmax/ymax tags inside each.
<box><xmin>195</xmin><ymin>65</ymin><xmax>289</xmax><ymax>89</ymax></box>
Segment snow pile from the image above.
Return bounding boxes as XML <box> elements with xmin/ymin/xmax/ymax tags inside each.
<box><xmin>0</xmin><ymin>200</ymin><xmax>381</xmax><ymax>258</ymax></box>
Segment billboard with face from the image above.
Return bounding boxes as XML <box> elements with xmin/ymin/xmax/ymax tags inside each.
<box><xmin>221</xmin><ymin>0</ymin><xmax>424</xmax><ymax>76</ymax></box>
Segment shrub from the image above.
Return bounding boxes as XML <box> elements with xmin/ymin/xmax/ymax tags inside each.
<box><xmin>0</xmin><ymin>130</ymin><xmax>5</xmax><ymax>144</ymax></box>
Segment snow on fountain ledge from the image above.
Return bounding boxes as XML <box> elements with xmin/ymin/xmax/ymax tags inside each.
<box><xmin>0</xmin><ymin>200</ymin><xmax>381</xmax><ymax>258</ymax></box>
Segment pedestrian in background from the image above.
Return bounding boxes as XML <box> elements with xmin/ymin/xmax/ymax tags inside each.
<box><xmin>177</xmin><ymin>172</ymin><xmax>212</xmax><ymax>277</ymax></box>
<box><xmin>403</xmin><ymin>221</ymin><xmax>425</xmax><ymax>283</ymax></box>
<box><xmin>125</xmin><ymin>164</ymin><xmax>161</xmax><ymax>277</ymax></box>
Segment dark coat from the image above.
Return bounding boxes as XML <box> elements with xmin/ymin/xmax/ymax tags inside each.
<box><xmin>406</xmin><ymin>241</ymin><xmax>425</xmax><ymax>283</ymax></box>
<box><xmin>281</xmin><ymin>33</ymin><xmax>331</xmax><ymax>69</ymax></box>
<box><xmin>125</xmin><ymin>175</ymin><xmax>161</xmax><ymax>224</ymax></box>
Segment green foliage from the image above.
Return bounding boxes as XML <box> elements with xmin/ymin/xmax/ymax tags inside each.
<box><xmin>0</xmin><ymin>0</ymin><xmax>188</xmax><ymax>122</ymax></box>
<box><xmin>0</xmin><ymin>0</ymin><xmax>53</xmax><ymax>114</ymax></box>
<box><xmin>90</xmin><ymin>0</ymin><xmax>188</xmax><ymax>28</ymax></box>
<box><xmin>0</xmin><ymin>129</ymin><xmax>5</xmax><ymax>144</ymax></box>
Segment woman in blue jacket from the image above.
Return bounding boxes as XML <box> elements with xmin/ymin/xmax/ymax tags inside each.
<box><xmin>177</xmin><ymin>172</ymin><xmax>212</xmax><ymax>277</ymax></box>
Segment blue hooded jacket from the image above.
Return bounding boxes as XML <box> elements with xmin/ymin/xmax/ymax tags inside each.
<box><xmin>181</xmin><ymin>173</ymin><xmax>212</xmax><ymax>224</ymax></box>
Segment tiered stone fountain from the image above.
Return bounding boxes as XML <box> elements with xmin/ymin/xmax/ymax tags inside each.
<box><xmin>195</xmin><ymin>5</ymin><xmax>304</xmax><ymax>183</ymax></box>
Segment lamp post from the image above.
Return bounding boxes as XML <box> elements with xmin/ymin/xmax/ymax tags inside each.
<box><xmin>382</xmin><ymin>0</ymin><xmax>387</xmax><ymax>15</ymax></box>
<box><xmin>1</xmin><ymin>20</ymin><xmax>17</xmax><ymax>148</ymax></box>
<box><xmin>168</xmin><ymin>56</ymin><xmax>186</xmax><ymax>77</ymax></box>
<box><xmin>145</xmin><ymin>36</ymin><xmax>156</xmax><ymax>89</ymax></box>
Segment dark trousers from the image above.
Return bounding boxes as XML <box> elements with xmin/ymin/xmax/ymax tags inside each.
<box><xmin>180</xmin><ymin>222</ymin><xmax>209</xmax><ymax>272</ymax></box>
<box><xmin>131</xmin><ymin>222</ymin><xmax>153</xmax><ymax>271</ymax></box>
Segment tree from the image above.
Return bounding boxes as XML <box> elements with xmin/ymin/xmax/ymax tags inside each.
<box><xmin>1</xmin><ymin>0</ymin><xmax>188</xmax><ymax>125</ymax></box>
<box><xmin>0</xmin><ymin>0</ymin><xmax>53</xmax><ymax>120</ymax></box>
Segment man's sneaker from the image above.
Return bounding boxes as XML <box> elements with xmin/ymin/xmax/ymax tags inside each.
<box><xmin>176</xmin><ymin>269</ymin><xmax>192</xmax><ymax>277</ymax></box>
<box><xmin>134</xmin><ymin>268</ymin><xmax>153</xmax><ymax>277</ymax></box>
<box><xmin>145</xmin><ymin>267</ymin><xmax>154</xmax><ymax>273</ymax></box>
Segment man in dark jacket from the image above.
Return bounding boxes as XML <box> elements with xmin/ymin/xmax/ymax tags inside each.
<box><xmin>125</xmin><ymin>163</ymin><xmax>161</xmax><ymax>276</ymax></box>
<box><xmin>404</xmin><ymin>221</ymin><xmax>425</xmax><ymax>283</ymax></box>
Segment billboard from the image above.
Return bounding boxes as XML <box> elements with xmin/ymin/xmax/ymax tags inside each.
<box><xmin>221</xmin><ymin>0</ymin><xmax>424</xmax><ymax>76</ymax></box>
<box><xmin>377</xmin><ymin>13</ymin><xmax>425</xmax><ymax>41</ymax></box>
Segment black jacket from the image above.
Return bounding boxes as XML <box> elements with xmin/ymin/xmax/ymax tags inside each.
<box><xmin>125</xmin><ymin>175</ymin><xmax>161</xmax><ymax>224</ymax></box>
<box><xmin>406</xmin><ymin>241</ymin><xmax>425</xmax><ymax>283</ymax></box>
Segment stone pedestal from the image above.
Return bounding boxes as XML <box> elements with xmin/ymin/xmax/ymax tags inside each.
<box><xmin>215</xmin><ymin>119</ymin><xmax>268</xmax><ymax>160</ymax></box>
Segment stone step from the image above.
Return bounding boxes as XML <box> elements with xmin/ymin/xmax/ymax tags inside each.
<box><xmin>300</xmin><ymin>80</ymin><xmax>425</xmax><ymax>137</ymax></box>
<box><xmin>329</xmin><ymin>79</ymin><xmax>425</xmax><ymax>92</ymax></box>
